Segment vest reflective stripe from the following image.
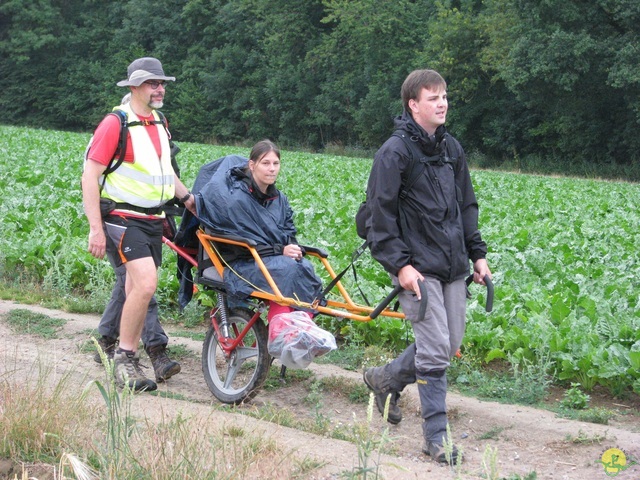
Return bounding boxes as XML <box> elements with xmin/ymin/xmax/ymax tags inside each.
<box><xmin>109</xmin><ymin>167</ymin><xmax>174</xmax><ymax>185</ymax></box>
<box><xmin>101</xmin><ymin>104</ymin><xmax>175</xmax><ymax>208</ymax></box>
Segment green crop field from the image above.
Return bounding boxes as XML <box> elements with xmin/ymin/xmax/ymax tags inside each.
<box><xmin>1</xmin><ymin>125</ymin><xmax>638</xmax><ymax>396</ymax></box>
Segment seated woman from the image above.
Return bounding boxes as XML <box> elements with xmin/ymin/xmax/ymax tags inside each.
<box><xmin>195</xmin><ymin>140</ymin><xmax>323</xmax><ymax>319</ymax></box>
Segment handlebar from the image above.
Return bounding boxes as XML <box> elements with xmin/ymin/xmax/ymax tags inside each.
<box><xmin>465</xmin><ymin>274</ymin><xmax>494</xmax><ymax>313</ymax></box>
<box><xmin>369</xmin><ymin>280</ymin><xmax>429</xmax><ymax>320</ymax></box>
<box><xmin>369</xmin><ymin>284</ymin><xmax>403</xmax><ymax>319</ymax></box>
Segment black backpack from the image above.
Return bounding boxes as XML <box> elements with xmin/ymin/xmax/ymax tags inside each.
<box><xmin>355</xmin><ymin>130</ymin><xmax>459</xmax><ymax>241</ymax></box>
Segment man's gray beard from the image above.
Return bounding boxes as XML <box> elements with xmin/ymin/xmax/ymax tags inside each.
<box><xmin>150</xmin><ymin>100</ymin><xmax>164</xmax><ymax>109</ymax></box>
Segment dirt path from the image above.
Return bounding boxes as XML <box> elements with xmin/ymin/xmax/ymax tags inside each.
<box><xmin>1</xmin><ymin>300</ymin><xmax>638</xmax><ymax>479</ymax></box>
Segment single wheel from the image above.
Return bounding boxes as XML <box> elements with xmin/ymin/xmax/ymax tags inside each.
<box><xmin>202</xmin><ymin>307</ymin><xmax>270</xmax><ymax>404</ymax></box>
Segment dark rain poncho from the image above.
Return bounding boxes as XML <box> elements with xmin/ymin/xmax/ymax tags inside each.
<box><xmin>194</xmin><ymin>157</ymin><xmax>323</xmax><ymax>307</ymax></box>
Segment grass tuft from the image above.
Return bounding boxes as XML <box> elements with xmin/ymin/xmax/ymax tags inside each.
<box><xmin>4</xmin><ymin>308</ymin><xmax>66</xmax><ymax>339</ymax></box>
<box><xmin>0</xmin><ymin>354</ymin><xmax>98</xmax><ymax>463</ymax></box>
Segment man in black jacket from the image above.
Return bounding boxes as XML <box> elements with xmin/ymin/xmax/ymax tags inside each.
<box><xmin>362</xmin><ymin>69</ymin><xmax>492</xmax><ymax>464</ymax></box>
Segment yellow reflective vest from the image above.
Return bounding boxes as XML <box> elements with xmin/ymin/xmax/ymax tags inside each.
<box><xmin>100</xmin><ymin>103</ymin><xmax>175</xmax><ymax>212</ymax></box>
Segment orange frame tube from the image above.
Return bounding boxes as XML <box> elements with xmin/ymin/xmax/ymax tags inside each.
<box><xmin>195</xmin><ymin>230</ymin><xmax>405</xmax><ymax>322</ymax></box>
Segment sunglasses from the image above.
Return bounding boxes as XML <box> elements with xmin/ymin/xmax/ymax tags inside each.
<box><xmin>143</xmin><ymin>80</ymin><xmax>167</xmax><ymax>90</ymax></box>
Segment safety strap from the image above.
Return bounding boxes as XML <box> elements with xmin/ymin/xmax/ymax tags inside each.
<box><xmin>321</xmin><ymin>240</ymin><xmax>371</xmax><ymax>306</ymax></box>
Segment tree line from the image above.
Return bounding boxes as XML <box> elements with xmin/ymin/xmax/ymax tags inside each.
<box><xmin>1</xmin><ymin>0</ymin><xmax>638</xmax><ymax>179</ymax></box>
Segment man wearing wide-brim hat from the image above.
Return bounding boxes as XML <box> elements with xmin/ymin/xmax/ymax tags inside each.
<box><xmin>82</xmin><ymin>57</ymin><xmax>195</xmax><ymax>392</ymax></box>
<box><xmin>116</xmin><ymin>57</ymin><xmax>176</xmax><ymax>87</ymax></box>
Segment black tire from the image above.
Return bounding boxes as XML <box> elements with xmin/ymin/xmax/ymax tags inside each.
<box><xmin>202</xmin><ymin>307</ymin><xmax>270</xmax><ymax>404</ymax></box>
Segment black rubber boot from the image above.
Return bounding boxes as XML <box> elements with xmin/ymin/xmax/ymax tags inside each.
<box><xmin>145</xmin><ymin>344</ymin><xmax>181</xmax><ymax>383</ymax></box>
<box><xmin>363</xmin><ymin>366</ymin><xmax>403</xmax><ymax>424</ymax></box>
<box><xmin>362</xmin><ymin>343</ymin><xmax>417</xmax><ymax>424</ymax></box>
<box><xmin>417</xmin><ymin>370</ymin><xmax>461</xmax><ymax>464</ymax></box>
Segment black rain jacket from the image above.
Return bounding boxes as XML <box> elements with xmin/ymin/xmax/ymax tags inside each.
<box><xmin>366</xmin><ymin>112</ymin><xmax>487</xmax><ymax>282</ymax></box>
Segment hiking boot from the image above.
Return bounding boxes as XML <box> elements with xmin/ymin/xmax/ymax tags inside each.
<box><xmin>145</xmin><ymin>344</ymin><xmax>181</xmax><ymax>383</ymax></box>
<box><xmin>422</xmin><ymin>441</ymin><xmax>462</xmax><ymax>464</ymax></box>
<box><xmin>113</xmin><ymin>349</ymin><xmax>157</xmax><ymax>392</ymax></box>
<box><xmin>363</xmin><ymin>367</ymin><xmax>402</xmax><ymax>424</ymax></box>
<box><xmin>94</xmin><ymin>336</ymin><xmax>117</xmax><ymax>364</ymax></box>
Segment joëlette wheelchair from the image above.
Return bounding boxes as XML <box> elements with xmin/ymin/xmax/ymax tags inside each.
<box><xmin>163</xmin><ymin>228</ymin><xmax>493</xmax><ymax>406</ymax></box>
<box><xmin>164</xmin><ymin>228</ymin><xmax>407</xmax><ymax>405</ymax></box>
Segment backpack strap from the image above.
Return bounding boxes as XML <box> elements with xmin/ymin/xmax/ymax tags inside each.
<box><xmin>103</xmin><ymin>109</ymin><xmax>128</xmax><ymax>177</ymax></box>
<box><xmin>441</xmin><ymin>133</ymin><xmax>461</xmax><ymax>173</ymax></box>
<box><xmin>99</xmin><ymin>109</ymin><xmax>168</xmax><ymax>191</ymax></box>
<box><xmin>103</xmin><ymin>109</ymin><xmax>168</xmax><ymax>176</ymax></box>
<box><xmin>391</xmin><ymin>130</ymin><xmax>428</xmax><ymax>200</ymax></box>
<box><xmin>393</xmin><ymin>130</ymin><xmax>460</xmax><ymax>199</ymax></box>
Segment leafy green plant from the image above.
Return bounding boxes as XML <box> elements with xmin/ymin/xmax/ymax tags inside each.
<box><xmin>361</xmin><ymin>345</ymin><xmax>397</xmax><ymax>370</ymax></box>
<box><xmin>560</xmin><ymin>383</ymin><xmax>590</xmax><ymax>410</ymax></box>
<box><xmin>557</xmin><ymin>407</ymin><xmax>614</xmax><ymax>425</ymax></box>
<box><xmin>305</xmin><ymin>381</ymin><xmax>331</xmax><ymax>433</ymax></box>
<box><xmin>453</xmin><ymin>352</ymin><xmax>552</xmax><ymax>405</ymax></box>
<box><xmin>161</xmin><ymin>343</ymin><xmax>197</xmax><ymax>361</ymax></box>
<box><xmin>503</xmin><ymin>474</ymin><xmax>538</xmax><ymax>480</ymax></box>
<box><xmin>565</xmin><ymin>428</ymin><xmax>608</xmax><ymax>444</ymax></box>
<box><xmin>477</xmin><ymin>425</ymin><xmax>507</xmax><ymax>440</ymax></box>
<box><xmin>316</xmin><ymin>342</ymin><xmax>366</xmax><ymax>371</ymax></box>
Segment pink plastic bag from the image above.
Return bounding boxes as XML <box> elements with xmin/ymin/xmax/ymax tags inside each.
<box><xmin>268</xmin><ymin>311</ymin><xmax>337</xmax><ymax>369</ymax></box>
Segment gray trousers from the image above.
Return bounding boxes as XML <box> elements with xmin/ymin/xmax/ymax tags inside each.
<box><xmin>98</xmin><ymin>250</ymin><xmax>169</xmax><ymax>348</ymax></box>
<box><xmin>384</xmin><ymin>276</ymin><xmax>466</xmax><ymax>390</ymax></box>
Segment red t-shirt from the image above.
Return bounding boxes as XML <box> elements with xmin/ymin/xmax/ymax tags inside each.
<box><xmin>87</xmin><ymin>112</ymin><xmax>163</xmax><ymax>166</ymax></box>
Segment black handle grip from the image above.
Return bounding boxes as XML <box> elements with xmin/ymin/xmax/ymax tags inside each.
<box><xmin>369</xmin><ymin>284</ymin><xmax>403</xmax><ymax>319</ymax></box>
<box><xmin>369</xmin><ymin>280</ymin><xmax>429</xmax><ymax>320</ymax></box>
<box><xmin>484</xmin><ymin>275</ymin><xmax>494</xmax><ymax>313</ymax></box>
<box><xmin>417</xmin><ymin>280</ymin><xmax>428</xmax><ymax>320</ymax></box>
<box><xmin>465</xmin><ymin>274</ymin><xmax>494</xmax><ymax>313</ymax></box>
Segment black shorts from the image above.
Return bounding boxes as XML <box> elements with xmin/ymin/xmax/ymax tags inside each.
<box><xmin>104</xmin><ymin>215</ymin><xmax>164</xmax><ymax>268</ymax></box>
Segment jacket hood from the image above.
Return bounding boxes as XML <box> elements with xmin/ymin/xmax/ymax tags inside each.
<box><xmin>393</xmin><ymin>111</ymin><xmax>447</xmax><ymax>156</ymax></box>
<box><xmin>230</xmin><ymin>166</ymin><xmax>279</xmax><ymax>205</ymax></box>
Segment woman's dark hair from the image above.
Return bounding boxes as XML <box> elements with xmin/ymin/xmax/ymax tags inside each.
<box><xmin>249</xmin><ymin>139</ymin><xmax>280</xmax><ymax>164</ymax></box>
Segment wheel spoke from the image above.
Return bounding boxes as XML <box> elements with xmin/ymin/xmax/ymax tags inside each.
<box><xmin>234</xmin><ymin>345</ymin><xmax>258</xmax><ymax>361</ymax></box>
<box><xmin>221</xmin><ymin>346</ymin><xmax>258</xmax><ymax>389</ymax></box>
<box><xmin>223</xmin><ymin>359</ymin><xmax>240</xmax><ymax>389</ymax></box>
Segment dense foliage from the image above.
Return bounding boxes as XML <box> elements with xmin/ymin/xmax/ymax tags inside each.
<box><xmin>1</xmin><ymin>125</ymin><xmax>638</xmax><ymax>397</ymax></box>
<box><xmin>1</xmin><ymin>0</ymin><xmax>639</xmax><ymax>179</ymax></box>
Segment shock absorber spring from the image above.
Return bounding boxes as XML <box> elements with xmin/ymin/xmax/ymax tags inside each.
<box><xmin>217</xmin><ymin>292</ymin><xmax>230</xmax><ymax>337</ymax></box>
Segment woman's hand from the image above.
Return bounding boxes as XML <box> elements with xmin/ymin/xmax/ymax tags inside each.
<box><xmin>283</xmin><ymin>244</ymin><xmax>304</xmax><ymax>261</ymax></box>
